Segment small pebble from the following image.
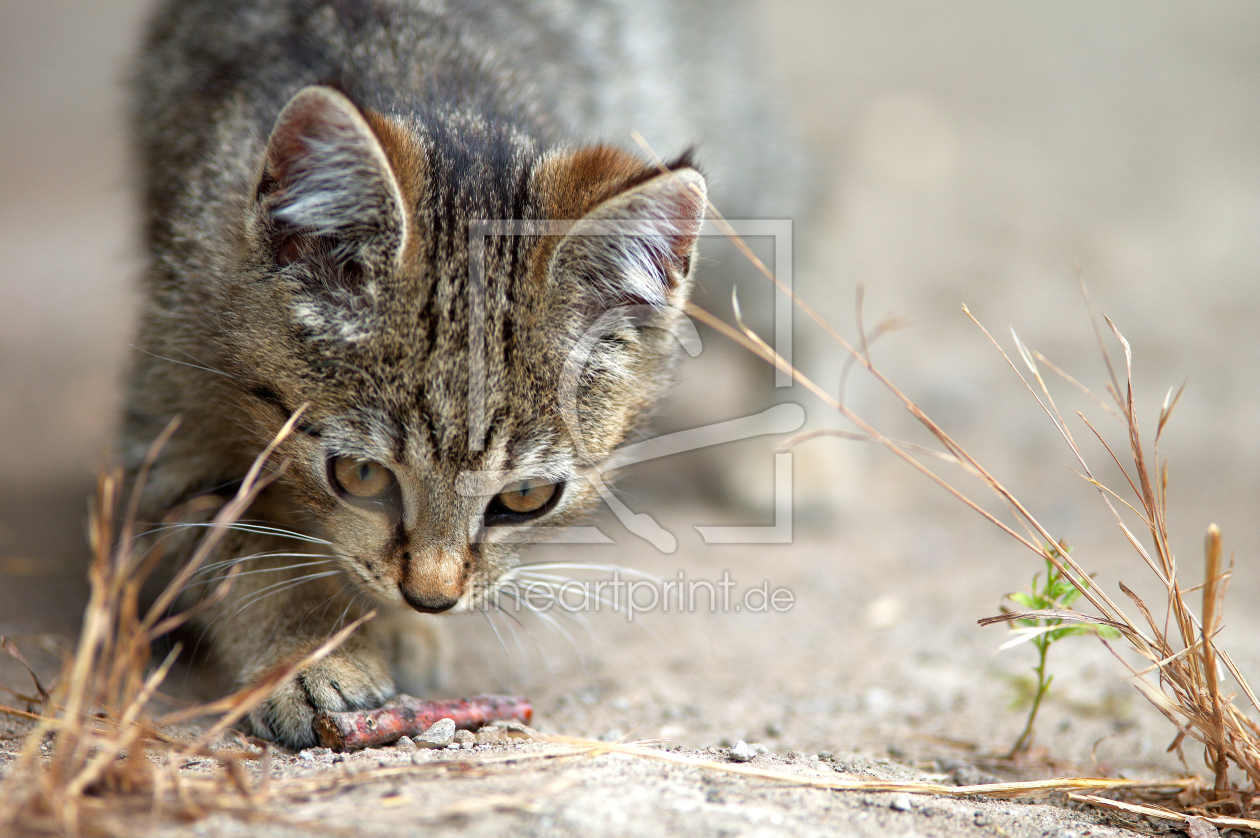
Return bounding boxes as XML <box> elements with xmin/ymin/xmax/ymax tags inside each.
<box><xmin>417</xmin><ymin>718</ymin><xmax>457</xmax><ymax>749</ymax></box>
<box><xmin>491</xmin><ymin>719</ymin><xmax>540</xmax><ymax>740</ymax></box>
<box><xmin>298</xmin><ymin>750</ymin><xmax>315</xmax><ymax>762</ymax></box>
<box><xmin>749</xmin><ymin>743</ymin><xmax>769</xmax><ymax>755</ymax></box>
<box><xmin>476</xmin><ymin>726</ymin><xmax>504</xmax><ymax>745</ymax></box>
<box><xmin>890</xmin><ymin>794</ymin><xmax>913</xmax><ymax>812</ymax></box>
<box><xmin>952</xmin><ymin>766</ymin><xmax>999</xmax><ymax>786</ymax></box>
<box><xmin>728</xmin><ymin>740</ymin><xmax>756</xmax><ymax>763</ymax></box>
<box><xmin>394</xmin><ymin>735</ymin><xmax>418</xmax><ymax>753</ymax></box>
<box><xmin>452</xmin><ymin>728</ymin><xmax>476</xmax><ymax>747</ymax></box>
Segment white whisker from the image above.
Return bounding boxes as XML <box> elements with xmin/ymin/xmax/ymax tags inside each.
<box><xmin>491</xmin><ymin>600</ymin><xmax>532</xmax><ymax>666</ymax></box>
<box><xmin>184</xmin><ymin>554</ymin><xmax>335</xmax><ymax>585</ymax></box>
<box><xmin>217</xmin><ymin>571</ymin><xmax>344</xmax><ymax>624</ymax></box>
<box><xmin>144</xmin><ymin>521</ymin><xmax>332</xmax><ymax>546</ymax></box>
<box><xmin>480</xmin><ymin>609</ymin><xmax>513</xmax><ymax>668</ymax></box>
<box><xmin>490</xmin><ymin>590</ymin><xmax>556</xmax><ymax>675</ymax></box>
<box><xmin>514</xmin><ymin>561</ymin><xmax>657</xmax><ymax>576</ymax></box>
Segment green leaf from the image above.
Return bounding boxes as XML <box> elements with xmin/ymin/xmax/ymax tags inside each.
<box><xmin>1010</xmin><ymin>592</ymin><xmax>1037</xmax><ymax>609</ymax></box>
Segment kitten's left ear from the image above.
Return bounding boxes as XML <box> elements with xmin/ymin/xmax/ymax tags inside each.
<box><xmin>550</xmin><ymin>165</ymin><xmax>707</xmax><ymax>309</ymax></box>
<box><xmin>256</xmin><ymin>86</ymin><xmax>408</xmax><ymax>271</ymax></box>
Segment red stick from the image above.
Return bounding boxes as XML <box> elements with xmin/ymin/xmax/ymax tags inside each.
<box><xmin>313</xmin><ymin>694</ymin><xmax>532</xmax><ymax>751</ymax></box>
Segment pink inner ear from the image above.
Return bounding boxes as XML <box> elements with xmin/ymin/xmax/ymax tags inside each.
<box><xmin>274</xmin><ymin>233</ymin><xmax>309</xmax><ymax>266</ymax></box>
<box><xmin>265</xmin><ymin>133</ymin><xmax>304</xmax><ymax>186</ymax></box>
<box><xmin>640</xmin><ymin>170</ymin><xmax>706</xmax><ymax>286</ymax></box>
<box><xmin>670</xmin><ymin>184</ymin><xmax>705</xmax><ymax>248</ymax></box>
<box><xmin>664</xmin><ymin>183</ymin><xmax>705</xmax><ymax>271</ymax></box>
<box><xmin>265</xmin><ymin>92</ymin><xmax>354</xmax><ymax>185</ymax></box>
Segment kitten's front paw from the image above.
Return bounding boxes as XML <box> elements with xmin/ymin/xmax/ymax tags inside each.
<box><xmin>241</xmin><ymin>651</ymin><xmax>394</xmax><ymax>749</ymax></box>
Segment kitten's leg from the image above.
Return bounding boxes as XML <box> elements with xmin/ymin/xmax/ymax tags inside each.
<box><xmin>174</xmin><ymin>528</ymin><xmax>397</xmax><ymax>749</ymax></box>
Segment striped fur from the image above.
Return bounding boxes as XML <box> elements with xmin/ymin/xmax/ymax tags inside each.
<box><xmin>121</xmin><ymin>0</ymin><xmax>779</xmax><ymax>748</ymax></box>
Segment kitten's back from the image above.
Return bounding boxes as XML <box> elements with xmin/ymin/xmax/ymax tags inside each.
<box><xmin>134</xmin><ymin>0</ymin><xmax>800</xmax><ymax>235</ymax></box>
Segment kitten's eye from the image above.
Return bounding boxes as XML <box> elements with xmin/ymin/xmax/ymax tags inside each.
<box><xmin>497</xmin><ymin>479</ymin><xmax>556</xmax><ymax>513</ymax></box>
<box><xmin>330</xmin><ymin>456</ymin><xmax>395</xmax><ymax>499</ymax></box>
<box><xmin>485</xmin><ymin>478</ymin><xmax>563</xmax><ymax>523</ymax></box>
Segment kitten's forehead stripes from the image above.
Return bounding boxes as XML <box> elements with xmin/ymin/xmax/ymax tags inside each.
<box><xmin>273</xmin><ymin>103</ymin><xmax>701</xmax><ymax>461</ymax></box>
<box><xmin>316</xmin><ymin>408</ymin><xmax>403</xmax><ymax>465</ymax></box>
<box><xmin>455</xmin><ymin>438</ymin><xmax>575</xmax><ymax>498</ymax></box>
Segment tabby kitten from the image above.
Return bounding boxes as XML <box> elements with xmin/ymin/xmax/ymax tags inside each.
<box><xmin>122</xmin><ymin>0</ymin><xmax>783</xmax><ymax>748</ymax></box>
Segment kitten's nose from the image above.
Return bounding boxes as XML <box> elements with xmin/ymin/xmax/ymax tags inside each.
<box><xmin>399</xmin><ymin>547</ymin><xmax>466</xmax><ymax>613</ymax></box>
<box><xmin>400</xmin><ymin>589</ymin><xmax>458</xmax><ymax>613</ymax></box>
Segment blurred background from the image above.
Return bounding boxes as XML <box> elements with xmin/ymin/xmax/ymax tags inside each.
<box><xmin>2</xmin><ymin>1</ymin><xmax>1259</xmax><ymax>770</ymax></box>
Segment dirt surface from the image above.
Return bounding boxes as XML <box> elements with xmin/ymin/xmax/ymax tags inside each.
<box><xmin>4</xmin><ymin>1</ymin><xmax>1260</xmax><ymax>836</ymax></box>
<box><xmin>118</xmin><ymin>742</ymin><xmax>1152</xmax><ymax>838</ymax></box>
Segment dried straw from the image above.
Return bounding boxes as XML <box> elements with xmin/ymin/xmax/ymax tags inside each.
<box><xmin>0</xmin><ymin>414</ymin><xmax>371</xmax><ymax>836</ymax></box>
<box><xmin>631</xmin><ymin>132</ymin><xmax>1260</xmax><ymax>826</ymax></box>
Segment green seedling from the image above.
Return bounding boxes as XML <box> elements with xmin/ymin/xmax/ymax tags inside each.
<box><xmin>1004</xmin><ymin>543</ymin><xmax>1119</xmax><ymax>758</ymax></box>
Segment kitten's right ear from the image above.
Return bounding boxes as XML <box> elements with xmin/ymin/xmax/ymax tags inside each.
<box><xmin>256</xmin><ymin>86</ymin><xmax>407</xmax><ymax>271</ymax></box>
<box><xmin>546</xmin><ymin>157</ymin><xmax>707</xmax><ymax>312</ymax></box>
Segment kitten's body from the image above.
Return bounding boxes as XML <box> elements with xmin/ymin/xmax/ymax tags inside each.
<box><xmin>124</xmin><ymin>0</ymin><xmax>795</xmax><ymax>747</ymax></box>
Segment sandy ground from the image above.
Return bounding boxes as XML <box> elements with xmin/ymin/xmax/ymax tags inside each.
<box><xmin>3</xmin><ymin>1</ymin><xmax>1260</xmax><ymax>835</ymax></box>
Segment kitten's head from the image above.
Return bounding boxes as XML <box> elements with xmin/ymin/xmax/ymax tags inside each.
<box><xmin>224</xmin><ymin>86</ymin><xmax>705</xmax><ymax>613</ymax></box>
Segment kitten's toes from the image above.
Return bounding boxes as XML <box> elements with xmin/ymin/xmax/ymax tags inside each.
<box><xmin>241</xmin><ymin>652</ymin><xmax>394</xmax><ymax>749</ymax></box>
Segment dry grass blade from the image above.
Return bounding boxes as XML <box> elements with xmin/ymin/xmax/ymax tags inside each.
<box><xmin>1202</xmin><ymin>524</ymin><xmax>1229</xmax><ymax>796</ymax></box>
<box><xmin>977</xmin><ymin>611</ymin><xmax>1127</xmax><ymax>630</ymax></box>
<box><xmin>0</xmin><ymin>416</ymin><xmax>371</xmax><ymax>837</ymax></box>
<box><xmin>936</xmin><ymin>310</ymin><xmax>1259</xmax><ymax>815</ymax></box>
<box><xmin>956</xmin><ymin>311</ymin><xmax>1258</xmax><ymax>812</ymax></box>
<box><xmin>776</xmin><ymin>428</ymin><xmax>960</xmax><ymax>464</ymax></box>
<box><xmin>1068</xmin><ymin>793</ymin><xmax>1260</xmax><ymax>833</ymax></box>
<box><xmin>0</xmin><ymin>704</ymin><xmax>45</xmax><ymax>724</ymax></box>
<box><xmin>628</xmin><ymin>143</ymin><xmax>1260</xmax><ymax>822</ymax></box>
<box><xmin>1</xmin><ymin>637</ymin><xmax>52</xmax><ymax>708</ymax></box>
<box><xmin>543</xmin><ymin>736</ymin><xmax>1198</xmax><ymax>801</ymax></box>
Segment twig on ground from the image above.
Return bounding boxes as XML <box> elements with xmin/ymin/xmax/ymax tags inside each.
<box><xmin>314</xmin><ymin>694</ymin><xmax>533</xmax><ymax>751</ymax></box>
